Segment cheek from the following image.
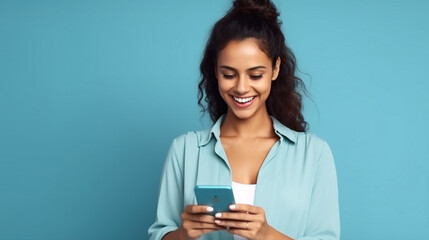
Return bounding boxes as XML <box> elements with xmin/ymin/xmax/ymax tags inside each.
<box><xmin>217</xmin><ymin>80</ymin><xmax>231</xmax><ymax>94</ymax></box>
<box><xmin>256</xmin><ymin>79</ymin><xmax>273</xmax><ymax>94</ymax></box>
<box><xmin>217</xmin><ymin>81</ymin><xmax>228</xmax><ymax>101</ymax></box>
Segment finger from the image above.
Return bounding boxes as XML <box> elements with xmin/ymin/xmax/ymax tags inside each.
<box><xmin>184</xmin><ymin>220</ymin><xmax>227</xmax><ymax>232</ymax></box>
<box><xmin>185</xmin><ymin>221</ymin><xmax>225</xmax><ymax>230</ymax></box>
<box><xmin>229</xmin><ymin>204</ymin><xmax>261</xmax><ymax>214</ymax></box>
<box><xmin>184</xmin><ymin>205</ymin><xmax>214</xmax><ymax>214</ymax></box>
<box><xmin>214</xmin><ymin>219</ymin><xmax>248</xmax><ymax>230</ymax></box>
<box><xmin>214</xmin><ymin>211</ymin><xmax>253</xmax><ymax>221</ymax></box>
<box><xmin>182</xmin><ymin>212</ymin><xmax>216</xmax><ymax>224</ymax></box>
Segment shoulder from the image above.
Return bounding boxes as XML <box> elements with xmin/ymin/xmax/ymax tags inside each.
<box><xmin>170</xmin><ymin>128</ymin><xmax>212</xmax><ymax>149</ymax></box>
<box><xmin>164</xmin><ymin>129</ymin><xmax>212</xmax><ymax>171</ymax></box>
<box><xmin>295</xmin><ymin>131</ymin><xmax>328</xmax><ymax>148</ymax></box>
<box><xmin>271</xmin><ymin>116</ymin><xmax>331</xmax><ymax>154</ymax></box>
<box><xmin>289</xmin><ymin>131</ymin><xmax>333</xmax><ymax>160</ymax></box>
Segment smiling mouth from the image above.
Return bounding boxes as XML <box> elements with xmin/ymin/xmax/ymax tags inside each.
<box><xmin>233</xmin><ymin>96</ymin><xmax>255</xmax><ymax>103</ymax></box>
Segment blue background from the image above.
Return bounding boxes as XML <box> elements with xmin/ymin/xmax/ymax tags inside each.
<box><xmin>1</xmin><ymin>0</ymin><xmax>428</xmax><ymax>239</ymax></box>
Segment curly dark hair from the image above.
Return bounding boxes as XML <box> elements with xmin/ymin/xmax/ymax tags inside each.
<box><xmin>198</xmin><ymin>0</ymin><xmax>308</xmax><ymax>132</ymax></box>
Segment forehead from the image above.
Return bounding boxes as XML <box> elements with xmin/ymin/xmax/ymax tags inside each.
<box><xmin>217</xmin><ymin>38</ymin><xmax>271</xmax><ymax>68</ymax></box>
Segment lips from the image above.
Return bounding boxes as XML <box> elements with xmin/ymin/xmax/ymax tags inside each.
<box><xmin>231</xmin><ymin>96</ymin><xmax>256</xmax><ymax>108</ymax></box>
<box><xmin>233</xmin><ymin>96</ymin><xmax>255</xmax><ymax>103</ymax></box>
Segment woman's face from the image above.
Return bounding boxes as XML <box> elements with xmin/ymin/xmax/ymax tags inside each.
<box><xmin>216</xmin><ymin>38</ymin><xmax>280</xmax><ymax>121</ymax></box>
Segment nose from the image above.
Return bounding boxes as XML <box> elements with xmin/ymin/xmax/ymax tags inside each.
<box><xmin>234</xmin><ymin>75</ymin><xmax>249</xmax><ymax>94</ymax></box>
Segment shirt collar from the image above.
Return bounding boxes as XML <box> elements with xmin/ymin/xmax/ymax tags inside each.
<box><xmin>270</xmin><ymin>116</ymin><xmax>298</xmax><ymax>143</ymax></box>
<box><xmin>198</xmin><ymin>115</ymin><xmax>297</xmax><ymax>147</ymax></box>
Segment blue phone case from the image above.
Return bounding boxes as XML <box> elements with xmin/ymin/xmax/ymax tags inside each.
<box><xmin>194</xmin><ymin>185</ymin><xmax>235</xmax><ymax>215</ymax></box>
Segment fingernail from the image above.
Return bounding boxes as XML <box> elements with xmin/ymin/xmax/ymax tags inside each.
<box><xmin>214</xmin><ymin>220</ymin><xmax>221</xmax><ymax>224</ymax></box>
<box><xmin>229</xmin><ymin>204</ymin><xmax>236</xmax><ymax>210</ymax></box>
<box><xmin>207</xmin><ymin>207</ymin><xmax>214</xmax><ymax>212</ymax></box>
<box><xmin>215</xmin><ymin>212</ymin><xmax>222</xmax><ymax>218</ymax></box>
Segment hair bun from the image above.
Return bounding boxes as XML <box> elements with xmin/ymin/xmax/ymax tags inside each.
<box><xmin>232</xmin><ymin>0</ymin><xmax>279</xmax><ymax>21</ymax></box>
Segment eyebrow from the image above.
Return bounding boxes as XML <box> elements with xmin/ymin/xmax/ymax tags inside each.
<box><xmin>219</xmin><ymin>65</ymin><xmax>266</xmax><ymax>71</ymax></box>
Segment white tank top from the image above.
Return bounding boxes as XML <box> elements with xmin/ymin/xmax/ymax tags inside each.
<box><xmin>231</xmin><ymin>181</ymin><xmax>257</xmax><ymax>240</ymax></box>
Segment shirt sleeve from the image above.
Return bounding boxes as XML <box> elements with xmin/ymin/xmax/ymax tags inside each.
<box><xmin>297</xmin><ymin>141</ymin><xmax>340</xmax><ymax>240</ymax></box>
<box><xmin>148</xmin><ymin>137</ymin><xmax>185</xmax><ymax>240</ymax></box>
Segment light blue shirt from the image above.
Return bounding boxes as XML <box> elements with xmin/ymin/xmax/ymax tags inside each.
<box><xmin>148</xmin><ymin>116</ymin><xmax>340</xmax><ymax>240</ymax></box>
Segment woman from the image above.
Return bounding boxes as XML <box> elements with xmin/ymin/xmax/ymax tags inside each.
<box><xmin>148</xmin><ymin>0</ymin><xmax>340</xmax><ymax>239</ymax></box>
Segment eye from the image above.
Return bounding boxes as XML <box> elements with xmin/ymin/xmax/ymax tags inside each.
<box><xmin>223</xmin><ymin>74</ymin><xmax>236</xmax><ymax>79</ymax></box>
<box><xmin>250</xmin><ymin>75</ymin><xmax>263</xmax><ymax>80</ymax></box>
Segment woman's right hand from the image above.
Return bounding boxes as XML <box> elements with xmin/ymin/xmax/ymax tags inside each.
<box><xmin>181</xmin><ymin>205</ymin><xmax>226</xmax><ymax>239</ymax></box>
<box><xmin>164</xmin><ymin>205</ymin><xmax>224</xmax><ymax>240</ymax></box>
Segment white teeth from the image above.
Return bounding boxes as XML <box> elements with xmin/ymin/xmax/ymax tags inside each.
<box><xmin>233</xmin><ymin>96</ymin><xmax>255</xmax><ymax>103</ymax></box>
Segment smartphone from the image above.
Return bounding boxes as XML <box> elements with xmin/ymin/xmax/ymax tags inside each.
<box><xmin>194</xmin><ymin>185</ymin><xmax>235</xmax><ymax>215</ymax></box>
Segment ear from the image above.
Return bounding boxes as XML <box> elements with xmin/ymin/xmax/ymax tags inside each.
<box><xmin>272</xmin><ymin>57</ymin><xmax>281</xmax><ymax>81</ymax></box>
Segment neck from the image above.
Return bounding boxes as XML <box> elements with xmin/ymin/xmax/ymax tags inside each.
<box><xmin>220</xmin><ymin>109</ymin><xmax>275</xmax><ymax>139</ymax></box>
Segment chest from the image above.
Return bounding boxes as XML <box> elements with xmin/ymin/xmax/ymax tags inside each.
<box><xmin>220</xmin><ymin>137</ymin><xmax>278</xmax><ymax>184</ymax></box>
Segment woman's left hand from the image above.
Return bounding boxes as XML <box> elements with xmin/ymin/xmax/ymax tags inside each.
<box><xmin>213</xmin><ymin>204</ymin><xmax>272</xmax><ymax>240</ymax></box>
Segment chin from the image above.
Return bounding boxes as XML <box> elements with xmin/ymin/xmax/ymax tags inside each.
<box><xmin>228</xmin><ymin>109</ymin><xmax>256</xmax><ymax>120</ymax></box>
